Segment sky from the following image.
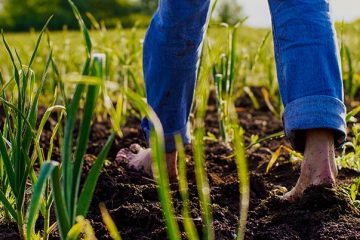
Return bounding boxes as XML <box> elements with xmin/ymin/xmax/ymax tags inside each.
<box><xmin>238</xmin><ymin>0</ymin><xmax>360</xmax><ymax>27</ymax></box>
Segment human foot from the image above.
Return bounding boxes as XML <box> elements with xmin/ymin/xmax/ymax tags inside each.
<box><xmin>116</xmin><ymin>144</ymin><xmax>179</xmax><ymax>181</ymax></box>
<box><xmin>282</xmin><ymin>129</ymin><xmax>338</xmax><ymax>202</ymax></box>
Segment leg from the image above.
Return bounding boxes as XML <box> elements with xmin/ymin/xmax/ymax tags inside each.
<box><xmin>117</xmin><ymin>0</ymin><xmax>211</xmax><ymax>180</ymax></box>
<box><xmin>284</xmin><ymin>128</ymin><xmax>337</xmax><ymax>202</ymax></box>
<box><xmin>268</xmin><ymin>0</ymin><xmax>346</xmax><ymax>201</ymax></box>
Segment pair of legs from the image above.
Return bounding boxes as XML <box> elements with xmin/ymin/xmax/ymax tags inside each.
<box><xmin>119</xmin><ymin>0</ymin><xmax>347</xmax><ymax>201</ymax></box>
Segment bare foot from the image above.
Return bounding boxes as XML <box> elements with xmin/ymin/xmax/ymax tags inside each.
<box><xmin>282</xmin><ymin>129</ymin><xmax>338</xmax><ymax>202</ymax></box>
<box><xmin>116</xmin><ymin>144</ymin><xmax>178</xmax><ymax>181</ymax></box>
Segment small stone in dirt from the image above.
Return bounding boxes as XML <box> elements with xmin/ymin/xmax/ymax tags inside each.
<box><xmin>209</xmin><ymin>172</ymin><xmax>225</xmax><ymax>185</ymax></box>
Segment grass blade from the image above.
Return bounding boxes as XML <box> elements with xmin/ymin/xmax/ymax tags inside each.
<box><xmin>66</xmin><ymin>217</ymin><xmax>95</xmax><ymax>240</ymax></box>
<box><xmin>266</xmin><ymin>145</ymin><xmax>303</xmax><ymax>173</ymax></box>
<box><xmin>246</xmin><ymin>131</ymin><xmax>284</xmax><ymax>149</ymax></box>
<box><xmin>266</xmin><ymin>146</ymin><xmax>282</xmax><ymax>174</ymax></box>
<box><xmin>70</xmin><ymin>84</ymin><xmax>99</xmax><ymax>222</ymax></box>
<box><xmin>26</xmin><ymin>16</ymin><xmax>53</xmax><ymax>72</ymax></box>
<box><xmin>0</xmin><ymin>97</ymin><xmax>36</xmax><ymax>138</ymax></box>
<box><xmin>51</xmin><ymin>162</ymin><xmax>71</xmax><ymax>239</ymax></box>
<box><xmin>0</xmin><ymin>131</ymin><xmax>16</xmax><ymax>192</ymax></box>
<box><xmin>26</xmin><ymin>161</ymin><xmax>58</xmax><ymax>240</ymax></box>
<box><xmin>344</xmin><ymin>44</ymin><xmax>354</xmax><ymax>100</ymax></box>
<box><xmin>127</xmin><ymin>90</ymin><xmax>181</xmax><ymax>240</ymax></box>
<box><xmin>61</xmin><ymin>5</ymin><xmax>93</xmax><ymax>207</ymax></box>
<box><xmin>233</xmin><ymin>127</ymin><xmax>249</xmax><ymax>240</ymax></box>
<box><xmin>193</xmin><ymin>127</ymin><xmax>214</xmax><ymax>240</ymax></box>
<box><xmin>0</xmin><ymin>190</ymin><xmax>17</xmax><ymax>221</ymax></box>
<box><xmin>71</xmin><ymin>54</ymin><xmax>103</xmax><ymax>223</ymax></box>
<box><xmin>150</xmin><ymin>128</ymin><xmax>181</xmax><ymax>240</ymax></box>
<box><xmin>99</xmin><ymin>203</ymin><xmax>122</xmax><ymax>240</ymax></box>
<box><xmin>347</xmin><ymin>106</ymin><xmax>360</xmax><ymax>123</ymax></box>
<box><xmin>68</xmin><ymin>0</ymin><xmax>92</xmax><ymax>56</ymax></box>
<box><xmin>228</xmin><ymin>24</ymin><xmax>239</xmax><ymax>95</ymax></box>
<box><xmin>62</xmin><ymin>84</ymin><xmax>85</xmax><ymax>215</ymax></box>
<box><xmin>23</xmin><ymin>51</ymin><xmax>53</xmax><ymax>154</ymax></box>
<box><xmin>77</xmin><ymin>133</ymin><xmax>116</xmax><ymax>217</ymax></box>
<box><xmin>66</xmin><ymin>217</ymin><xmax>86</xmax><ymax>240</ymax></box>
<box><xmin>175</xmin><ymin>135</ymin><xmax>199</xmax><ymax>240</ymax></box>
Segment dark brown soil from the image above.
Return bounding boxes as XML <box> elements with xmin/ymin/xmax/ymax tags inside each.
<box><xmin>1</xmin><ymin>87</ymin><xmax>360</xmax><ymax>240</ymax></box>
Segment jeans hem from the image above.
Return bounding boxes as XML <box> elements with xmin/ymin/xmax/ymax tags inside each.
<box><xmin>142</xmin><ymin>120</ymin><xmax>191</xmax><ymax>153</ymax></box>
<box><xmin>283</xmin><ymin>95</ymin><xmax>346</xmax><ymax>152</ymax></box>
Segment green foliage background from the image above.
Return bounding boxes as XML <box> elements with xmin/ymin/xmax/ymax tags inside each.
<box><xmin>0</xmin><ymin>0</ymin><xmax>158</xmax><ymax>31</ymax></box>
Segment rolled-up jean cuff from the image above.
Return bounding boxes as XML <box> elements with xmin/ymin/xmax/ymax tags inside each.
<box><xmin>142</xmin><ymin>121</ymin><xmax>191</xmax><ymax>153</ymax></box>
<box><xmin>283</xmin><ymin>95</ymin><xmax>347</xmax><ymax>153</ymax></box>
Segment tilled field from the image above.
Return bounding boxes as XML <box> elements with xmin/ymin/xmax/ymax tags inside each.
<box><xmin>1</xmin><ymin>88</ymin><xmax>359</xmax><ymax>240</ymax></box>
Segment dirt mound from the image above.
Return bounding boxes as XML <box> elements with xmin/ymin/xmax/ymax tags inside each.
<box><xmin>249</xmin><ymin>184</ymin><xmax>360</xmax><ymax>239</ymax></box>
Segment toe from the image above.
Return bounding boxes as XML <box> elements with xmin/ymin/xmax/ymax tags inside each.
<box><xmin>281</xmin><ymin>188</ymin><xmax>302</xmax><ymax>203</ymax></box>
<box><xmin>127</xmin><ymin>149</ymin><xmax>153</xmax><ymax>177</ymax></box>
<box><xmin>116</xmin><ymin>148</ymin><xmax>136</xmax><ymax>164</ymax></box>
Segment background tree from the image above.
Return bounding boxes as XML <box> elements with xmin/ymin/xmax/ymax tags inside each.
<box><xmin>136</xmin><ymin>0</ymin><xmax>158</xmax><ymax>15</ymax></box>
<box><xmin>215</xmin><ymin>0</ymin><xmax>244</xmax><ymax>25</ymax></box>
<box><xmin>0</xmin><ymin>0</ymin><xmax>156</xmax><ymax>31</ymax></box>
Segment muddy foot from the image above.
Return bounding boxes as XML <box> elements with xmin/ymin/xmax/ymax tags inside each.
<box><xmin>282</xmin><ymin>129</ymin><xmax>338</xmax><ymax>203</ymax></box>
<box><xmin>116</xmin><ymin>144</ymin><xmax>153</xmax><ymax>177</ymax></box>
<box><xmin>116</xmin><ymin>144</ymin><xmax>179</xmax><ymax>182</ymax></box>
<box><xmin>282</xmin><ymin>174</ymin><xmax>336</xmax><ymax>203</ymax></box>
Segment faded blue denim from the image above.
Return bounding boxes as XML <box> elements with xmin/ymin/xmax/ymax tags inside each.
<box><xmin>142</xmin><ymin>0</ymin><xmax>346</xmax><ymax>153</ymax></box>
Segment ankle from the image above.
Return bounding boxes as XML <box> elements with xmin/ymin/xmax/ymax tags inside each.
<box><xmin>302</xmin><ymin>128</ymin><xmax>337</xmax><ymax>180</ymax></box>
<box><xmin>166</xmin><ymin>151</ymin><xmax>178</xmax><ymax>164</ymax></box>
<box><xmin>304</xmin><ymin>129</ymin><xmax>335</xmax><ymax>158</ymax></box>
<box><xmin>305</xmin><ymin>128</ymin><xmax>334</xmax><ymax>146</ymax></box>
<box><xmin>166</xmin><ymin>151</ymin><xmax>178</xmax><ymax>178</ymax></box>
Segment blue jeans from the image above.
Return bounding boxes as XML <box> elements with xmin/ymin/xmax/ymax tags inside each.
<box><xmin>142</xmin><ymin>0</ymin><xmax>346</xmax><ymax>153</ymax></box>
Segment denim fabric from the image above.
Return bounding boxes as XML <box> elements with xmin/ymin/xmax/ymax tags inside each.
<box><xmin>142</xmin><ymin>0</ymin><xmax>346</xmax><ymax>152</ymax></box>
